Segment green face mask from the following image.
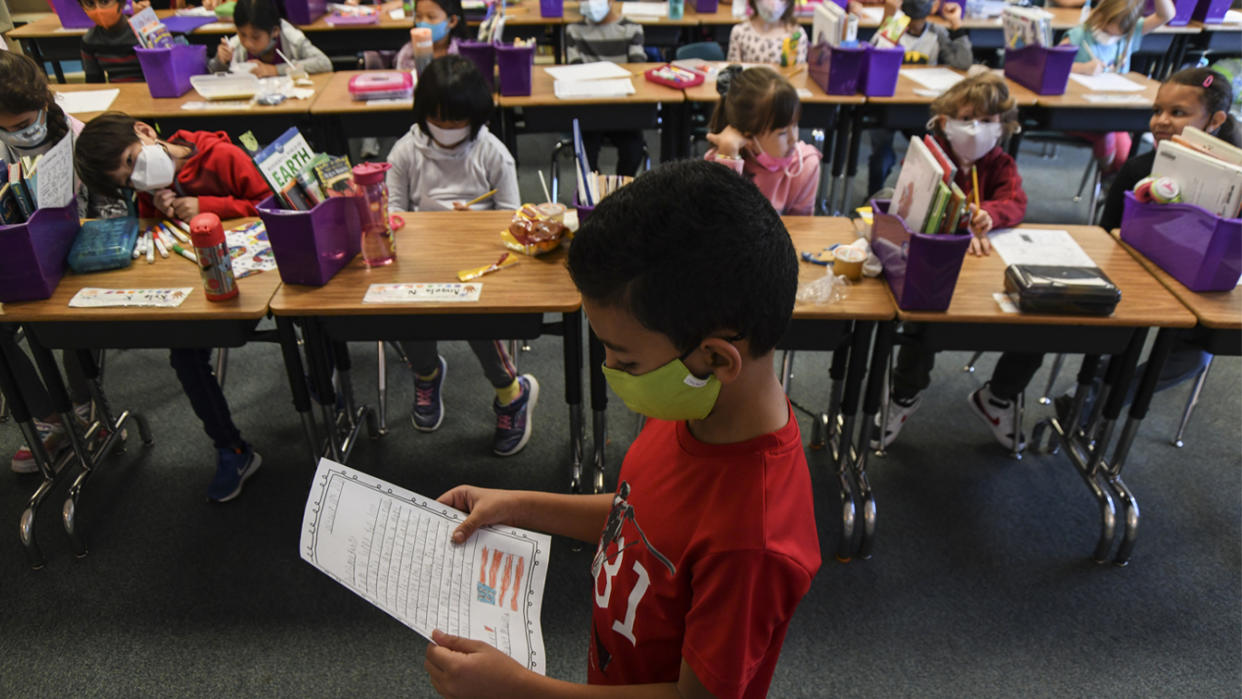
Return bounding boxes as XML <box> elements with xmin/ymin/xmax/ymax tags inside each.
<box><xmin>601</xmin><ymin>358</ymin><xmax>722</xmax><ymax>421</ymax></box>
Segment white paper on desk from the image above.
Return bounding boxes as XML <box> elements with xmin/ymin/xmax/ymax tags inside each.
<box><xmin>300</xmin><ymin>458</ymin><xmax>551</xmax><ymax>674</ymax></box>
<box><xmin>54</xmin><ymin>88</ymin><xmax>119</xmax><ymax>114</ymax></box>
<box><xmin>34</xmin><ymin>133</ymin><xmax>74</xmax><ymax>209</ymax></box>
<box><xmin>1068</xmin><ymin>73</ymin><xmax>1144</xmax><ymax>92</ymax></box>
<box><xmin>544</xmin><ymin>61</ymin><xmax>632</xmax><ymax>82</ymax></box>
<box><xmin>181</xmin><ymin>99</ymin><xmax>255</xmax><ymax>110</ymax></box>
<box><xmin>68</xmin><ymin>287</ymin><xmax>194</xmax><ymax>308</ymax></box>
<box><xmin>363</xmin><ymin>282</ymin><xmax>483</xmax><ymax>303</ymax></box>
<box><xmin>197</xmin><ymin>22</ymin><xmax>236</xmax><ymax>30</ymax></box>
<box><xmin>389</xmin><ymin>8</ymin><xmax>406</xmax><ymax>18</ymax></box>
<box><xmin>1222</xmin><ymin>9</ymin><xmax>1242</xmax><ymax>24</ymax></box>
<box><xmin>900</xmin><ymin>68</ymin><xmax>963</xmax><ymax>92</ymax></box>
<box><xmin>990</xmin><ymin>228</ymin><xmax>1097</xmax><ymax>268</ymax></box>
<box><xmin>795</xmin><ymin>87</ymin><xmax>812</xmax><ymax>98</ymax></box>
<box><xmin>858</xmin><ymin>6</ymin><xmax>884</xmax><ymax>22</ymax></box>
<box><xmin>1083</xmin><ymin>93</ymin><xmax>1149</xmax><ymax>104</ymax></box>
<box><xmin>175</xmin><ymin>6</ymin><xmax>216</xmax><ymax>15</ymax></box>
<box><xmin>554</xmin><ymin>78</ymin><xmax>635</xmax><ymax>99</ymax></box>
<box><xmin>621</xmin><ymin>1</ymin><xmax>668</xmax><ymax>18</ymax></box>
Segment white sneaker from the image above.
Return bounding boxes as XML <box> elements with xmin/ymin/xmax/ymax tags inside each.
<box><xmin>871</xmin><ymin>393</ymin><xmax>922</xmax><ymax>449</ymax></box>
<box><xmin>967</xmin><ymin>383</ymin><xmax>1025</xmax><ymax>451</ymax></box>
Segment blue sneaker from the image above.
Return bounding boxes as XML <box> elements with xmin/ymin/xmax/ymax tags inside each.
<box><xmin>411</xmin><ymin>355</ymin><xmax>447</xmax><ymax>432</ymax></box>
<box><xmin>493</xmin><ymin>375</ymin><xmax>538</xmax><ymax>456</ymax></box>
<box><xmin>207</xmin><ymin>446</ymin><xmax>261</xmax><ymax>502</ymax></box>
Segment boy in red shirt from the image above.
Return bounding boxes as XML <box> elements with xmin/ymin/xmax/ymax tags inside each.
<box><xmin>74</xmin><ymin>112</ymin><xmax>272</xmax><ymax>503</ymax></box>
<box><xmin>426</xmin><ymin>159</ymin><xmax>821</xmax><ymax>698</ymax></box>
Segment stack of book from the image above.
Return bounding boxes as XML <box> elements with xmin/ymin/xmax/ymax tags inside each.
<box><xmin>0</xmin><ymin>133</ymin><xmax>74</xmax><ymax>225</ymax></box>
<box><xmin>128</xmin><ymin>7</ymin><xmax>173</xmax><ymax>49</ymax></box>
<box><xmin>1002</xmin><ymin>5</ymin><xmax>1052</xmax><ymax>49</ymax></box>
<box><xmin>1150</xmin><ymin>126</ymin><xmax>1242</xmax><ymax>218</ymax></box>
<box><xmin>813</xmin><ymin>0</ymin><xmax>858</xmax><ymax>47</ymax></box>
<box><xmin>890</xmin><ymin>135</ymin><xmax>971</xmax><ymax>235</ymax></box>
<box><xmin>241</xmin><ymin>127</ymin><xmax>357</xmax><ymax>211</ymax></box>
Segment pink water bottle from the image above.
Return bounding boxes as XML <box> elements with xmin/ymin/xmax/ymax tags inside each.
<box><xmin>352</xmin><ymin>162</ymin><xmax>397</xmax><ymax>266</ymax></box>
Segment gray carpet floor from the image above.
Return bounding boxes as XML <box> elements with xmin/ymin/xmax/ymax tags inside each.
<box><xmin>1</xmin><ymin>131</ymin><xmax>1238</xmax><ymax>697</ymax></box>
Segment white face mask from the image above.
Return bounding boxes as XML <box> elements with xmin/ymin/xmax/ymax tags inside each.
<box><xmin>424</xmin><ymin>122</ymin><xmax>471</xmax><ymax>149</ymax></box>
<box><xmin>0</xmin><ymin>110</ymin><xmax>49</xmax><ymax>150</ymax></box>
<box><xmin>1091</xmin><ymin>27</ymin><xmax>1121</xmax><ymax>46</ymax></box>
<box><xmin>582</xmin><ymin>0</ymin><xmax>610</xmax><ymax>23</ymax></box>
<box><xmin>757</xmin><ymin>0</ymin><xmax>787</xmax><ymax>23</ymax></box>
<box><xmin>943</xmin><ymin>118</ymin><xmax>1003</xmax><ymax>164</ymax></box>
<box><xmin>131</xmin><ymin>143</ymin><xmax>176</xmax><ymax>191</ymax></box>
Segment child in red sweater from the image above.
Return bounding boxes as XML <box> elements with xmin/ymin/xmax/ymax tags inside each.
<box><xmin>876</xmin><ymin>74</ymin><xmax>1038</xmax><ymax>453</ymax></box>
<box><xmin>74</xmin><ymin>112</ymin><xmax>272</xmax><ymax>502</ymax></box>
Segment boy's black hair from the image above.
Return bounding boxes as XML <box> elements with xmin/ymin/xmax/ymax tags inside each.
<box><xmin>411</xmin><ymin>55</ymin><xmax>494</xmax><ymax>139</ymax></box>
<box><xmin>233</xmin><ymin>0</ymin><xmax>282</xmax><ymax>33</ymax></box>
<box><xmin>74</xmin><ymin>111</ymin><xmax>140</xmax><ymax>198</ymax></box>
<box><xmin>568</xmin><ymin>159</ymin><xmax>797</xmax><ymax>358</ymax></box>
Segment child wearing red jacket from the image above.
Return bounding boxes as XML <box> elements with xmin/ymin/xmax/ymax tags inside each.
<box><xmin>74</xmin><ymin>112</ymin><xmax>272</xmax><ymax>502</ymax></box>
<box><xmin>875</xmin><ymin>73</ymin><xmax>1038</xmax><ymax>453</ymax></box>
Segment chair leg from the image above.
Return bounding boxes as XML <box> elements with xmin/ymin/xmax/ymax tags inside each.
<box><xmin>377</xmin><ymin>341</ymin><xmax>388</xmax><ymax>436</ymax></box>
<box><xmin>1011</xmin><ymin>390</ymin><xmax>1025</xmax><ymax>460</ymax></box>
<box><xmin>1074</xmin><ymin>157</ymin><xmax>1098</xmax><ymax>202</ymax></box>
<box><xmin>962</xmin><ymin>351</ymin><xmax>983</xmax><ymax>373</ymax></box>
<box><xmin>780</xmin><ymin>350</ymin><xmax>796</xmax><ymax>395</ymax></box>
<box><xmin>1172</xmin><ymin>356</ymin><xmax>1214</xmax><ymax>448</ymax></box>
<box><xmin>550</xmin><ymin>140</ymin><xmax>571</xmax><ymax>202</ymax></box>
<box><xmin>215</xmin><ymin>348</ymin><xmax>228</xmax><ymax>388</ymax></box>
<box><xmin>1039</xmin><ymin>353</ymin><xmax>1065</xmax><ymax>405</ymax></box>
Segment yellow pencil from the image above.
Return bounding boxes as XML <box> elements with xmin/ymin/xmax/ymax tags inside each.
<box><xmin>971</xmin><ymin>165</ymin><xmax>980</xmax><ymax>208</ymax></box>
<box><xmin>462</xmin><ymin>189</ymin><xmax>498</xmax><ymax>208</ymax></box>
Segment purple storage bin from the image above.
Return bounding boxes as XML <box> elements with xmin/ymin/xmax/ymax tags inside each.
<box><xmin>257</xmin><ymin>195</ymin><xmax>362</xmax><ymax>286</ymax></box>
<box><xmin>49</xmin><ymin>0</ymin><xmax>94</xmax><ymax>29</ymax></box>
<box><xmin>458</xmin><ymin>40</ymin><xmax>497</xmax><ymax>90</ymax></box>
<box><xmin>136</xmin><ymin>44</ymin><xmax>207</xmax><ymax>99</ymax></box>
<box><xmin>1164</xmin><ymin>0</ymin><xmax>1201</xmax><ymax>26</ymax></box>
<box><xmin>807</xmin><ymin>42</ymin><xmax>868</xmax><ymax>95</ymax></box>
<box><xmin>1192</xmin><ymin>0</ymin><xmax>1232</xmax><ymax>23</ymax></box>
<box><xmin>1119</xmin><ymin>192</ymin><xmax>1242</xmax><ymax>292</ymax></box>
<box><xmin>695</xmin><ymin>0</ymin><xmax>719</xmax><ymax>13</ymax></box>
<box><xmin>575</xmin><ymin>195</ymin><xmax>595</xmax><ymax>228</ymax></box>
<box><xmin>860</xmin><ymin>44</ymin><xmax>903</xmax><ymax>97</ymax></box>
<box><xmin>540</xmin><ymin>0</ymin><xmax>563</xmax><ymax>17</ymax></box>
<box><xmin>870</xmin><ymin>199</ymin><xmax>971</xmax><ymax>311</ymax></box>
<box><xmin>0</xmin><ymin>203</ymin><xmax>81</xmax><ymax>302</ymax></box>
<box><xmin>496</xmin><ymin>44</ymin><xmax>535</xmax><ymax>97</ymax></box>
<box><xmin>285</xmin><ymin>0</ymin><xmax>327</xmax><ymax>25</ymax></box>
<box><xmin>1003</xmin><ymin>44</ymin><xmax>1077</xmax><ymax>96</ymax></box>
<box><xmin>161</xmin><ymin>15</ymin><xmax>219</xmax><ymax>34</ymax></box>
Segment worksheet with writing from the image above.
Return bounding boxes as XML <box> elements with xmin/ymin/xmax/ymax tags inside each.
<box><xmin>300</xmin><ymin>459</ymin><xmax>551</xmax><ymax>674</ymax></box>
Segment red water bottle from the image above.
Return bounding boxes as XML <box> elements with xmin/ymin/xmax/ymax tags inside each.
<box><xmin>189</xmin><ymin>213</ymin><xmax>238</xmax><ymax>302</ymax></box>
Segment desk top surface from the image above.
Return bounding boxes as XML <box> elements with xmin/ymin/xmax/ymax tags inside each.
<box><xmin>9</xmin><ymin>9</ymin><xmax>236</xmax><ymax>38</ymax></box>
<box><xmin>1035</xmin><ymin>70</ymin><xmax>1160</xmax><ymax>110</ymax></box>
<box><xmin>786</xmin><ymin>217</ymin><xmax>896</xmax><ymax>321</ymax></box>
<box><xmin>896</xmin><ymin>224</ymin><xmax>1197</xmax><ymax>328</ymax></box>
<box><xmin>51</xmin><ymin>74</ymin><xmax>333</xmax><ymax>120</ymax></box>
<box><xmin>496</xmin><ymin>62</ymin><xmax>686</xmax><ymax>107</ymax></box>
<box><xmin>268</xmin><ymin>211</ymin><xmax>581</xmax><ymax>316</ymax></box>
<box><xmin>867</xmin><ymin>67</ymin><xmax>1040</xmax><ymax>107</ymax></box>
<box><xmin>683</xmin><ymin>64</ymin><xmax>867</xmax><ymax>105</ymax></box>
<box><xmin>1110</xmin><ymin>231</ymin><xmax>1242</xmax><ymax>331</ymax></box>
<box><xmin>309</xmin><ymin>70</ymin><xmax>415</xmax><ymax>115</ymax></box>
<box><xmin>0</xmin><ymin>218</ymin><xmax>281</xmax><ymax>323</ymax></box>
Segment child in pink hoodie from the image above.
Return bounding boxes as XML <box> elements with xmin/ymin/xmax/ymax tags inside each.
<box><xmin>705</xmin><ymin>66</ymin><xmax>820</xmax><ymax>215</ymax></box>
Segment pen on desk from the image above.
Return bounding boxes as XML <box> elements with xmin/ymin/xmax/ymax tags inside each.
<box><xmin>462</xmin><ymin>189</ymin><xmax>498</xmax><ymax>208</ymax></box>
<box><xmin>163</xmin><ymin>220</ymin><xmax>191</xmax><ymax>245</ymax></box>
<box><xmin>132</xmin><ymin>228</ymin><xmax>145</xmax><ymax>259</ymax></box>
<box><xmin>145</xmin><ymin>230</ymin><xmax>155</xmax><ymax>264</ymax></box>
<box><xmin>971</xmin><ymin>165</ymin><xmax>980</xmax><ymax>208</ymax></box>
<box><xmin>170</xmin><ymin>240</ymin><xmax>199</xmax><ymax>263</ymax></box>
<box><xmin>153</xmin><ymin>228</ymin><xmax>171</xmax><ymax>259</ymax></box>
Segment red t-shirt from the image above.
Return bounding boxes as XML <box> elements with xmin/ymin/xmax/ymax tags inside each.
<box><xmin>136</xmin><ymin>130</ymin><xmax>273</xmax><ymax>220</ymax></box>
<box><xmin>587</xmin><ymin>403</ymin><xmax>821</xmax><ymax>698</ymax></box>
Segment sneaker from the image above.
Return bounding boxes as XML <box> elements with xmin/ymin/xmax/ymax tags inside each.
<box><xmin>967</xmin><ymin>383</ymin><xmax>1025</xmax><ymax>451</ymax></box>
<box><xmin>870</xmin><ymin>393</ymin><xmax>922</xmax><ymax>449</ymax></box>
<box><xmin>207</xmin><ymin>446</ymin><xmax>262</xmax><ymax>503</ymax></box>
<box><xmin>11</xmin><ymin>419</ymin><xmax>68</xmax><ymax>474</ymax></box>
<box><xmin>493</xmin><ymin>375</ymin><xmax>539</xmax><ymax>457</ymax></box>
<box><xmin>411</xmin><ymin>355</ymin><xmax>448</xmax><ymax>432</ymax></box>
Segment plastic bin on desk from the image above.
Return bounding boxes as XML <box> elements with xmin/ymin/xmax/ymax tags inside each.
<box><xmin>496</xmin><ymin>44</ymin><xmax>535</xmax><ymax>97</ymax></box>
<box><xmin>284</xmin><ymin>0</ymin><xmax>327</xmax><ymax>25</ymax></box>
<box><xmin>807</xmin><ymin>42</ymin><xmax>867</xmax><ymax>95</ymax></box>
<box><xmin>540</xmin><ymin>0</ymin><xmax>563</xmax><ymax>17</ymax></box>
<box><xmin>859</xmin><ymin>44</ymin><xmax>903</xmax><ymax>97</ymax></box>
<box><xmin>1192</xmin><ymin>0</ymin><xmax>1232</xmax><ymax>23</ymax></box>
<box><xmin>0</xmin><ymin>203</ymin><xmax>81</xmax><ymax>303</ymax></box>
<box><xmin>458</xmin><ymin>41</ymin><xmax>497</xmax><ymax>90</ymax></box>
<box><xmin>1119</xmin><ymin>192</ymin><xmax>1242</xmax><ymax>292</ymax></box>
<box><xmin>1159</xmin><ymin>0</ymin><xmax>1202</xmax><ymax>26</ymax></box>
<box><xmin>257</xmin><ymin>195</ymin><xmax>362</xmax><ymax>286</ymax></box>
<box><xmin>49</xmin><ymin>0</ymin><xmax>94</xmax><ymax>29</ymax></box>
<box><xmin>136</xmin><ymin>44</ymin><xmax>208</xmax><ymax>98</ymax></box>
<box><xmin>1003</xmin><ymin>44</ymin><xmax>1077</xmax><ymax>96</ymax></box>
<box><xmin>695</xmin><ymin>0</ymin><xmax>719</xmax><ymax>13</ymax></box>
<box><xmin>869</xmin><ymin>199</ymin><xmax>972</xmax><ymax>311</ymax></box>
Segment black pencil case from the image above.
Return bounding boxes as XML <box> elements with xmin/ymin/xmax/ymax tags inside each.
<box><xmin>1003</xmin><ymin>264</ymin><xmax>1121</xmax><ymax>316</ymax></box>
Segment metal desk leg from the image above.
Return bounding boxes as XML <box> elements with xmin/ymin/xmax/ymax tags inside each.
<box><xmin>562</xmin><ymin>311</ymin><xmax>585</xmax><ymax>494</ymax></box>
<box><xmin>855</xmin><ymin>321</ymin><xmax>893</xmax><ymax>560</ymax></box>
<box><xmin>332</xmin><ymin>340</ymin><xmax>374</xmax><ymax>461</ymax></box>
<box><xmin>839</xmin><ymin>104</ymin><xmax>864</xmax><ymax>215</ymax></box>
<box><xmin>377</xmin><ymin>341</ymin><xmax>389</xmax><ymax>436</ymax></box>
<box><xmin>0</xmin><ymin>342</ymin><xmax>56</xmax><ymax>568</ymax></box>
<box><xmin>1107</xmin><ymin>327</ymin><xmax>1176</xmax><ymax>566</ymax></box>
<box><xmin>588</xmin><ymin>328</ymin><xmax>608</xmax><ymax>494</ymax></box>
<box><xmin>276</xmin><ymin>316</ymin><xmax>321</xmax><ymax>468</ymax></box>
<box><xmin>811</xmin><ymin>344</ymin><xmax>849</xmax><ymax>450</ymax></box>
<box><xmin>834</xmin><ymin>321</ymin><xmax>873</xmax><ymax>563</ymax></box>
<box><xmin>1034</xmin><ymin>354</ymin><xmax>1099</xmax><ymax>453</ymax></box>
<box><xmin>302</xmin><ymin>318</ymin><xmax>342</xmax><ymax>462</ymax></box>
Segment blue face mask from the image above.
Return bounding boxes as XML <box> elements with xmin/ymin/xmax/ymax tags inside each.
<box><xmin>417</xmin><ymin>19</ymin><xmax>449</xmax><ymax>42</ymax></box>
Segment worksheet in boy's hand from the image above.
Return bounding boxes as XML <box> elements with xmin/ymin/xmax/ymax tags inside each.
<box><xmin>300</xmin><ymin>459</ymin><xmax>551</xmax><ymax>674</ymax></box>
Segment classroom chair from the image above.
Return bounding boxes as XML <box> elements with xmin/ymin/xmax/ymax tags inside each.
<box><xmin>548</xmin><ymin>139</ymin><xmax>651</xmax><ymax>202</ymax></box>
<box><xmin>675</xmin><ymin>41</ymin><xmax>725</xmax><ymax>62</ymax></box>
<box><xmin>1172</xmin><ymin>355</ymin><xmax>1214</xmax><ymax>448</ymax></box>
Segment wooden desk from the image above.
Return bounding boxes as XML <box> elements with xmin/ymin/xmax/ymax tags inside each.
<box><xmin>307</xmin><ymin>70</ymin><xmax>417</xmax><ymax>152</ymax></box>
<box><xmin>682</xmin><ymin>64</ymin><xmax>867</xmax><ymax>106</ymax></box>
<box><xmin>496</xmin><ymin>62</ymin><xmax>687</xmax><ymax>162</ymax></box>
<box><xmin>1030</xmin><ymin>71</ymin><xmax>1160</xmax><ymax>133</ymax></box>
<box><xmin>267</xmin><ymin>211</ymin><xmax>594</xmax><ymax>491</ymax></box>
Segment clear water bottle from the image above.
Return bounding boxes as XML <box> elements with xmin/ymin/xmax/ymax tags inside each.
<box><xmin>352</xmin><ymin>162</ymin><xmax>397</xmax><ymax>267</ymax></box>
<box><xmin>411</xmin><ymin>27</ymin><xmax>434</xmax><ymax>76</ymax></box>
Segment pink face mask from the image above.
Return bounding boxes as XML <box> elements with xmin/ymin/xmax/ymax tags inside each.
<box><xmin>752</xmin><ymin>147</ymin><xmax>803</xmax><ymax>176</ymax></box>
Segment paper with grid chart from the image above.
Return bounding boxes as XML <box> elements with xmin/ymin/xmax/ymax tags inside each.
<box><xmin>900</xmin><ymin>68</ymin><xmax>963</xmax><ymax>92</ymax></box>
<box><xmin>300</xmin><ymin>459</ymin><xmax>551</xmax><ymax>674</ymax></box>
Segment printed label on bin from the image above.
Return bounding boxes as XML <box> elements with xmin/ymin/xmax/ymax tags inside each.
<box><xmin>69</xmin><ymin>287</ymin><xmax>194</xmax><ymax>308</ymax></box>
<box><xmin>363</xmin><ymin>283</ymin><xmax>482</xmax><ymax>304</ymax></box>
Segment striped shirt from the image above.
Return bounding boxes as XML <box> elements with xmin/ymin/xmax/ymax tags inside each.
<box><xmin>81</xmin><ymin>21</ymin><xmax>143</xmax><ymax>84</ymax></box>
<box><xmin>566</xmin><ymin>18</ymin><xmax>645</xmax><ymax>64</ymax></box>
